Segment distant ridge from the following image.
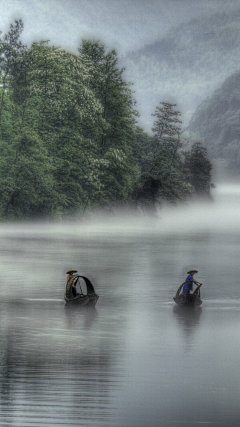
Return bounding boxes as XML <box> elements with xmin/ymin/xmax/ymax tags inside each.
<box><xmin>122</xmin><ymin>7</ymin><xmax>240</xmax><ymax>130</ymax></box>
<box><xmin>189</xmin><ymin>70</ymin><xmax>240</xmax><ymax>167</ymax></box>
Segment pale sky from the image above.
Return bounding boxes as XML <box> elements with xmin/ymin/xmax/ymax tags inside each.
<box><xmin>1</xmin><ymin>0</ymin><xmax>239</xmax><ymax>55</ymax></box>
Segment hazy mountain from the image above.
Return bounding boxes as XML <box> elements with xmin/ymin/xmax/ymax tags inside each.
<box><xmin>122</xmin><ymin>7</ymin><xmax>240</xmax><ymax>131</ymax></box>
<box><xmin>2</xmin><ymin>0</ymin><xmax>239</xmax><ymax>57</ymax></box>
<box><xmin>189</xmin><ymin>71</ymin><xmax>240</xmax><ymax>169</ymax></box>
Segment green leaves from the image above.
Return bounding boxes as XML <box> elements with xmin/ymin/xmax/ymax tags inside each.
<box><xmin>0</xmin><ymin>22</ymin><xmax>213</xmax><ymax>220</ymax></box>
<box><xmin>183</xmin><ymin>142</ymin><xmax>214</xmax><ymax>196</ymax></box>
<box><xmin>0</xmin><ymin>129</ymin><xmax>60</xmax><ymax>219</ymax></box>
<box><xmin>136</xmin><ymin>102</ymin><xmax>193</xmax><ymax>208</ymax></box>
<box><xmin>78</xmin><ymin>40</ymin><xmax>138</xmax><ymax>207</ymax></box>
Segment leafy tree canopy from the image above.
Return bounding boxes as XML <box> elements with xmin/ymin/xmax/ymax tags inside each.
<box><xmin>0</xmin><ymin>20</ymin><xmax>214</xmax><ymax>220</ymax></box>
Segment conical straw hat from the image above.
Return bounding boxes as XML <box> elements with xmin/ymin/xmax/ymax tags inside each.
<box><xmin>187</xmin><ymin>268</ymin><xmax>198</xmax><ymax>274</ymax></box>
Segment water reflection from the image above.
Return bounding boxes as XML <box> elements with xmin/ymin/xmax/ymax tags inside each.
<box><xmin>1</xmin><ymin>185</ymin><xmax>240</xmax><ymax>426</ymax></box>
<box><xmin>0</xmin><ymin>301</ymin><xmax>122</xmax><ymax>426</ymax></box>
<box><xmin>64</xmin><ymin>306</ymin><xmax>98</xmax><ymax>330</ymax></box>
<box><xmin>173</xmin><ymin>305</ymin><xmax>202</xmax><ymax>348</ymax></box>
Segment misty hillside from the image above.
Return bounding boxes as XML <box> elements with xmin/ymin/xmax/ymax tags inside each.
<box><xmin>189</xmin><ymin>71</ymin><xmax>240</xmax><ymax>169</ymax></box>
<box><xmin>122</xmin><ymin>8</ymin><xmax>240</xmax><ymax>130</ymax></box>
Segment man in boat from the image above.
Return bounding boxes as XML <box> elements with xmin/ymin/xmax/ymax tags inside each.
<box><xmin>182</xmin><ymin>269</ymin><xmax>202</xmax><ymax>294</ymax></box>
<box><xmin>66</xmin><ymin>269</ymin><xmax>78</xmax><ymax>297</ymax></box>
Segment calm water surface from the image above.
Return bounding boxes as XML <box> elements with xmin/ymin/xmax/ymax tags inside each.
<box><xmin>1</xmin><ymin>185</ymin><xmax>240</xmax><ymax>426</ymax></box>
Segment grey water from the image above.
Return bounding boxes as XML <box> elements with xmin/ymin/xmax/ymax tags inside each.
<box><xmin>1</xmin><ymin>184</ymin><xmax>240</xmax><ymax>427</ymax></box>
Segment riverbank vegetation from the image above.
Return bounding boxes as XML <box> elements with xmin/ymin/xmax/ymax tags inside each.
<box><xmin>0</xmin><ymin>20</ymin><xmax>213</xmax><ymax>220</ymax></box>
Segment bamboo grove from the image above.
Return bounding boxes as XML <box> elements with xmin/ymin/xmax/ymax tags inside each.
<box><xmin>0</xmin><ymin>21</ymin><xmax>213</xmax><ymax>220</ymax></box>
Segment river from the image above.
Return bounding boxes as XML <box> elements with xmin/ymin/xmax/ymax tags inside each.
<box><xmin>0</xmin><ymin>184</ymin><xmax>240</xmax><ymax>426</ymax></box>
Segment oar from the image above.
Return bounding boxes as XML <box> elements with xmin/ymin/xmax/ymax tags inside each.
<box><xmin>193</xmin><ymin>283</ymin><xmax>202</xmax><ymax>297</ymax></box>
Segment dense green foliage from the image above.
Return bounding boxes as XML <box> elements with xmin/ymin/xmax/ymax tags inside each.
<box><xmin>189</xmin><ymin>71</ymin><xmax>240</xmax><ymax>171</ymax></box>
<box><xmin>0</xmin><ymin>21</ymin><xmax>213</xmax><ymax>219</ymax></box>
<box><xmin>134</xmin><ymin>103</ymin><xmax>213</xmax><ymax>208</ymax></box>
<box><xmin>183</xmin><ymin>143</ymin><xmax>214</xmax><ymax>196</ymax></box>
<box><xmin>136</xmin><ymin>103</ymin><xmax>192</xmax><ymax>206</ymax></box>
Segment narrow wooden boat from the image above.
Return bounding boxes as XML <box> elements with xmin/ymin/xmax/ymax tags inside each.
<box><xmin>64</xmin><ymin>275</ymin><xmax>99</xmax><ymax>307</ymax></box>
<box><xmin>173</xmin><ymin>282</ymin><xmax>202</xmax><ymax>307</ymax></box>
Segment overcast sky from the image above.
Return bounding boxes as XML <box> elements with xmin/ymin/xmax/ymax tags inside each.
<box><xmin>1</xmin><ymin>0</ymin><xmax>240</xmax><ymax>55</ymax></box>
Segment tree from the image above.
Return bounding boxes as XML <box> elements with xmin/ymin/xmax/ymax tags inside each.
<box><xmin>79</xmin><ymin>40</ymin><xmax>138</xmax><ymax>153</ymax></box>
<box><xmin>0</xmin><ymin>40</ymin><xmax>107</xmax><ymax>217</ymax></box>
<box><xmin>78</xmin><ymin>40</ymin><xmax>139</xmax><ymax>208</ymax></box>
<box><xmin>183</xmin><ymin>142</ymin><xmax>214</xmax><ymax>196</ymax></box>
<box><xmin>0</xmin><ymin>130</ymin><xmax>60</xmax><ymax>219</ymax></box>
<box><xmin>0</xmin><ymin>21</ymin><xmax>214</xmax><ymax>220</ymax></box>
<box><xmin>0</xmin><ymin>20</ymin><xmax>26</xmax><ymax>131</ymax></box>
<box><xmin>136</xmin><ymin>102</ymin><xmax>193</xmax><ymax>207</ymax></box>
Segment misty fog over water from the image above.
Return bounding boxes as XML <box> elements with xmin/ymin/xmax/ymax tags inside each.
<box><xmin>1</xmin><ymin>184</ymin><xmax>240</xmax><ymax>426</ymax></box>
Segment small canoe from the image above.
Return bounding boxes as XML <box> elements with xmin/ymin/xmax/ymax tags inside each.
<box><xmin>64</xmin><ymin>275</ymin><xmax>99</xmax><ymax>307</ymax></box>
<box><xmin>173</xmin><ymin>282</ymin><xmax>202</xmax><ymax>307</ymax></box>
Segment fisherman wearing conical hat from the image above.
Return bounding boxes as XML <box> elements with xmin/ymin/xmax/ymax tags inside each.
<box><xmin>182</xmin><ymin>268</ymin><xmax>202</xmax><ymax>294</ymax></box>
<box><xmin>66</xmin><ymin>269</ymin><xmax>78</xmax><ymax>297</ymax></box>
